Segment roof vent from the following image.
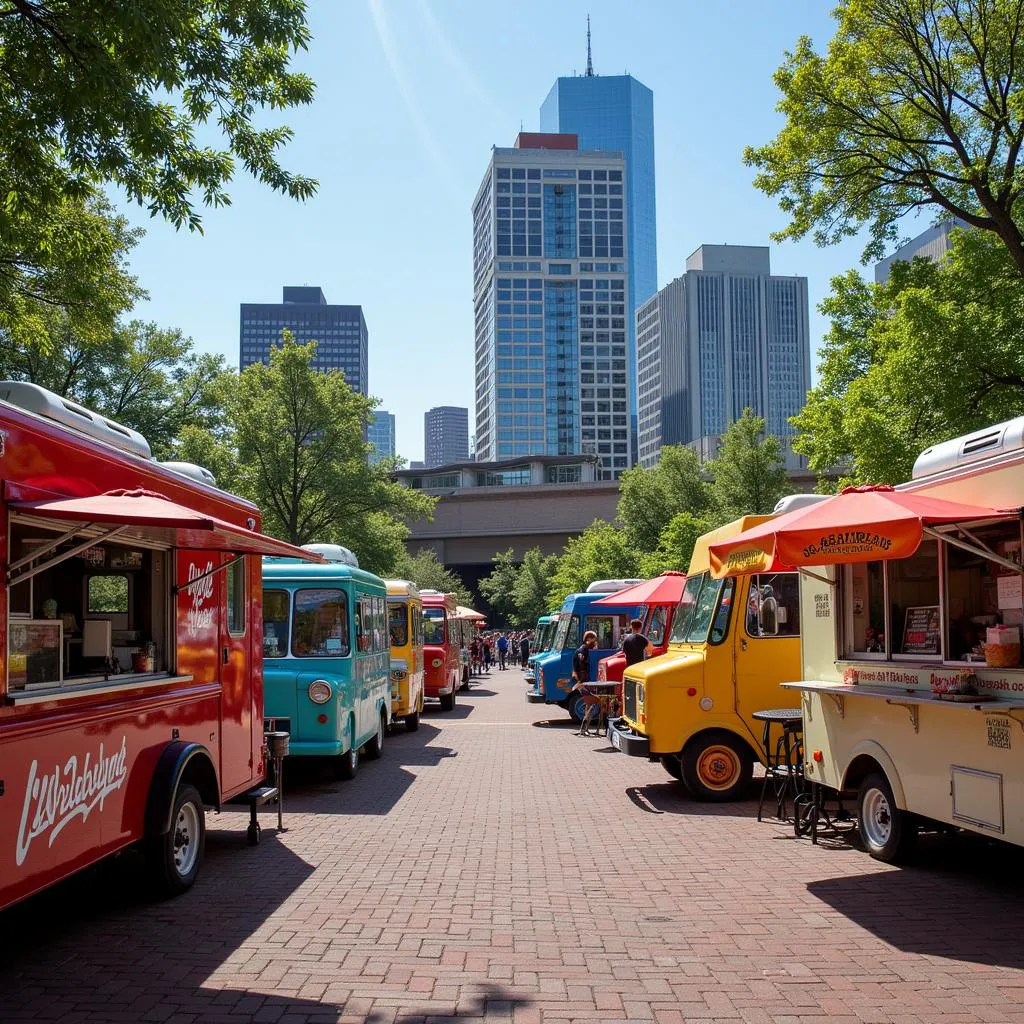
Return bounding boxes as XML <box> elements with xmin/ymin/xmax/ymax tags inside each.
<box><xmin>586</xmin><ymin>578</ymin><xmax>645</xmax><ymax>594</ymax></box>
<box><xmin>912</xmin><ymin>416</ymin><xmax>1024</xmax><ymax>480</ymax></box>
<box><xmin>301</xmin><ymin>543</ymin><xmax>359</xmax><ymax>567</ymax></box>
<box><xmin>0</xmin><ymin>381</ymin><xmax>152</xmax><ymax>460</ymax></box>
<box><xmin>159</xmin><ymin>461</ymin><xmax>217</xmax><ymax>487</ymax></box>
<box><xmin>773</xmin><ymin>493</ymin><xmax>830</xmax><ymax>515</ymax></box>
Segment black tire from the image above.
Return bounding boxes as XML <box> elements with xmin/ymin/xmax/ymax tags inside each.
<box><xmin>439</xmin><ymin>689</ymin><xmax>455</xmax><ymax>712</ymax></box>
<box><xmin>680</xmin><ymin>731</ymin><xmax>753</xmax><ymax>802</ymax></box>
<box><xmin>148</xmin><ymin>783</ymin><xmax>205</xmax><ymax>897</ymax></box>
<box><xmin>659</xmin><ymin>754</ymin><xmax>683</xmax><ymax>781</ymax></box>
<box><xmin>366</xmin><ymin>710</ymin><xmax>385</xmax><ymax>760</ymax></box>
<box><xmin>460</xmin><ymin>666</ymin><xmax>470</xmax><ymax>691</ymax></box>
<box><xmin>858</xmin><ymin>772</ymin><xmax>916</xmax><ymax>863</ymax></box>
<box><xmin>405</xmin><ymin>710</ymin><xmax>420</xmax><ymax>731</ymax></box>
<box><xmin>335</xmin><ymin>727</ymin><xmax>359</xmax><ymax>780</ymax></box>
<box><xmin>565</xmin><ymin>692</ymin><xmax>588</xmax><ymax>724</ymax></box>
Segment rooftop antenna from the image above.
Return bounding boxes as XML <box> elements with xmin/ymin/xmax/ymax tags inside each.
<box><xmin>585</xmin><ymin>15</ymin><xmax>595</xmax><ymax>76</ymax></box>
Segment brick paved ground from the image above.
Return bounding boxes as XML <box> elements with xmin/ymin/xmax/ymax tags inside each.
<box><xmin>4</xmin><ymin>667</ymin><xmax>1024</xmax><ymax>1023</ymax></box>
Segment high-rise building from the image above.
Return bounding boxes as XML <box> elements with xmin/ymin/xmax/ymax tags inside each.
<box><xmin>636</xmin><ymin>245</ymin><xmax>810</xmax><ymax>470</ymax></box>
<box><xmin>368</xmin><ymin>410</ymin><xmax>395</xmax><ymax>464</ymax></box>
<box><xmin>874</xmin><ymin>218</ymin><xmax>969</xmax><ymax>283</ymax></box>
<box><xmin>425</xmin><ymin>406</ymin><xmax>469</xmax><ymax>468</ymax></box>
<box><xmin>239</xmin><ymin>286</ymin><xmax>368</xmax><ymax>393</ymax></box>
<box><xmin>472</xmin><ymin>132</ymin><xmax>631</xmax><ymax>479</ymax></box>
<box><xmin>540</xmin><ymin>27</ymin><xmax>656</xmax><ymax>446</ymax></box>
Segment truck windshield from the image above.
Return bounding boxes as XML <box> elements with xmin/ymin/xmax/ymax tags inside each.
<box><xmin>389</xmin><ymin>603</ymin><xmax>408</xmax><ymax>646</ymax></box>
<box><xmin>423</xmin><ymin>607</ymin><xmax>446</xmax><ymax>644</ymax></box>
<box><xmin>552</xmin><ymin>612</ymin><xmax>579</xmax><ymax>651</ymax></box>
<box><xmin>669</xmin><ymin>573</ymin><xmax>734</xmax><ymax>645</ymax></box>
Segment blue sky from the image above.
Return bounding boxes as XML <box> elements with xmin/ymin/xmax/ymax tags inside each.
<box><xmin>123</xmin><ymin>1</ymin><xmax>918</xmax><ymax>463</ymax></box>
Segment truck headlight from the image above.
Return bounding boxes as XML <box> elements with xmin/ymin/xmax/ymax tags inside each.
<box><xmin>431</xmin><ymin>658</ymin><xmax>443</xmax><ymax>668</ymax></box>
<box><xmin>391</xmin><ymin>669</ymin><xmax>408</xmax><ymax>681</ymax></box>
<box><xmin>308</xmin><ymin>679</ymin><xmax>333</xmax><ymax>704</ymax></box>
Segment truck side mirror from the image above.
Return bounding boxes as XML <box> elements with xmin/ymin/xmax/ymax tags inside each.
<box><xmin>759</xmin><ymin>594</ymin><xmax>779</xmax><ymax>636</ymax></box>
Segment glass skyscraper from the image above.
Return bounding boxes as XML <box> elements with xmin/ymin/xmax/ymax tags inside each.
<box><xmin>368</xmin><ymin>410</ymin><xmax>395</xmax><ymax>464</ymax></box>
<box><xmin>239</xmin><ymin>286</ymin><xmax>368</xmax><ymax>394</ymax></box>
<box><xmin>540</xmin><ymin>72</ymin><xmax>656</xmax><ymax>443</ymax></box>
<box><xmin>635</xmin><ymin>245</ymin><xmax>810</xmax><ymax>470</ymax></box>
<box><xmin>472</xmin><ymin>133</ymin><xmax>631</xmax><ymax>479</ymax></box>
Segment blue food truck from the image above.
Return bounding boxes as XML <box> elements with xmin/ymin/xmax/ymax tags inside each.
<box><xmin>262</xmin><ymin>544</ymin><xmax>391</xmax><ymax>779</ymax></box>
<box><xmin>527</xmin><ymin>580</ymin><xmax>643</xmax><ymax>722</ymax></box>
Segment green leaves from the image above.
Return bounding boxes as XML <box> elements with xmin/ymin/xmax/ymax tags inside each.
<box><xmin>706</xmin><ymin>410</ymin><xmax>789</xmax><ymax>519</ymax></box>
<box><xmin>747</xmin><ymin>0</ymin><xmax>1024</xmax><ymax>273</ymax></box>
<box><xmin>477</xmin><ymin>547</ymin><xmax>559</xmax><ymax>627</ymax></box>
<box><xmin>793</xmin><ymin>228</ymin><xmax>1024</xmax><ymax>483</ymax></box>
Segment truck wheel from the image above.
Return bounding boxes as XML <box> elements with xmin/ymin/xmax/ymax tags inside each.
<box><xmin>659</xmin><ymin>754</ymin><xmax>683</xmax><ymax>781</ymax></box>
<box><xmin>565</xmin><ymin>693</ymin><xmax>587</xmax><ymax>724</ymax></box>
<box><xmin>858</xmin><ymin>773</ymin><xmax>916</xmax><ymax>863</ymax></box>
<box><xmin>681</xmin><ymin>732</ymin><xmax>752</xmax><ymax>802</ymax></box>
<box><xmin>439</xmin><ymin>689</ymin><xmax>455</xmax><ymax>712</ymax></box>
<box><xmin>366</xmin><ymin>709</ymin><xmax>386</xmax><ymax>760</ymax></box>
<box><xmin>335</xmin><ymin>724</ymin><xmax>359</xmax><ymax>780</ymax></box>
<box><xmin>148</xmin><ymin>784</ymin><xmax>205</xmax><ymax>897</ymax></box>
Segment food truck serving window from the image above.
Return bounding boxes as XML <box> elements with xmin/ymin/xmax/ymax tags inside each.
<box><xmin>745</xmin><ymin>573</ymin><xmax>800</xmax><ymax>639</ymax></box>
<box><xmin>839</xmin><ymin>520</ymin><xmax>1024</xmax><ymax>665</ymax></box>
<box><xmin>6</xmin><ymin>520</ymin><xmax>169</xmax><ymax>694</ymax></box>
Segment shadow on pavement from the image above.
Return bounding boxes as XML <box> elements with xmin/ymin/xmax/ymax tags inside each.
<box><xmin>424</xmin><ymin>699</ymin><xmax>474</xmax><ymax>720</ymax></box>
<box><xmin>808</xmin><ymin>839</ymin><xmax>1024</xmax><ymax>967</ymax></box>
<box><xmin>624</xmin><ymin>780</ymin><xmax>762</xmax><ymax>816</ymax></box>
<box><xmin>460</xmin><ymin>687</ymin><xmax>498</xmax><ymax>697</ymax></box>
<box><xmin>275</xmin><ymin>721</ymin><xmax>458</xmax><ymax>815</ymax></box>
<box><xmin>1</xmin><ymin>833</ymin><xmax>534</xmax><ymax>1021</ymax></box>
<box><xmin>530</xmin><ymin>716</ymin><xmax>575</xmax><ymax>729</ymax></box>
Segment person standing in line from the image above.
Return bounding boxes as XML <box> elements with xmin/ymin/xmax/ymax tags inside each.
<box><xmin>519</xmin><ymin>632</ymin><xmax>530</xmax><ymax>668</ymax></box>
<box><xmin>621</xmin><ymin>618</ymin><xmax>651</xmax><ymax>667</ymax></box>
<box><xmin>571</xmin><ymin>630</ymin><xmax>601</xmax><ymax>735</ymax></box>
<box><xmin>483</xmin><ymin>639</ymin><xmax>492</xmax><ymax>673</ymax></box>
<box><xmin>496</xmin><ymin>632</ymin><xmax>509</xmax><ymax>670</ymax></box>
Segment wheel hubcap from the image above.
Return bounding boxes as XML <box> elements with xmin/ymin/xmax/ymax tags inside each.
<box><xmin>862</xmin><ymin>788</ymin><xmax>892</xmax><ymax>848</ymax></box>
<box><xmin>173</xmin><ymin>801</ymin><xmax>200</xmax><ymax>876</ymax></box>
<box><xmin>697</xmin><ymin>745</ymin><xmax>740</xmax><ymax>790</ymax></box>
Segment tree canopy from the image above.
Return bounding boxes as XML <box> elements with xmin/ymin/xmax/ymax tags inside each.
<box><xmin>746</xmin><ymin>0</ymin><xmax>1024</xmax><ymax>274</ymax></box>
<box><xmin>707</xmin><ymin>410</ymin><xmax>788</xmax><ymax>518</ymax></box>
<box><xmin>177</xmin><ymin>332</ymin><xmax>434</xmax><ymax>574</ymax></box>
<box><xmin>793</xmin><ymin>228</ymin><xmax>1024</xmax><ymax>483</ymax></box>
<box><xmin>393</xmin><ymin>549</ymin><xmax>472</xmax><ymax>607</ymax></box>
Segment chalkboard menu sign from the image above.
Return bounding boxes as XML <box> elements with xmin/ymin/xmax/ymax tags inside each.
<box><xmin>8</xmin><ymin>619</ymin><xmax>62</xmax><ymax>691</ymax></box>
<box><xmin>902</xmin><ymin>605</ymin><xmax>941</xmax><ymax>655</ymax></box>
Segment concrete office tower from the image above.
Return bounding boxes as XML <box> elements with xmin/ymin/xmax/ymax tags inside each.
<box><xmin>368</xmin><ymin>410</ymin><xmax>396</xmax><ymax>464</ymax></box>
<box><xmin>636</xmin><ymin>245</ymin><xmax>810</xmax><ymax>470</ymax></box>
<box><xmin>472</xmin><ymin>132</ymin><xmax>631</xmax><ymax>480</ymax></box>
<box><xmin>874</xmin><ymin>219</ymin><xmax>970</xmax><ymax>283</ymax></box>
<box><xmin>425</xmin><ymin>406</ymin><xmax>469</xmax><ymax>468</ymax></box>
<box><xmin>239</xmin><ymin>286</ymin><xmax>368</xmax><ymax>394</ymax></box>
<box><xmin>540</xmin><ymin>29</ymin><xmax>656</xmax><ymax>446</ymax></box>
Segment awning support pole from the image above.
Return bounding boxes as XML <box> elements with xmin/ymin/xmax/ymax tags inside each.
<box><xmin>6</xmin><ymin>523</ymin><xmax>86</xmax><ymax>574</ymax></box>
<box><xmin>6</xmin><ymin>525</ymin><xmax>130</xmax><ymax>586</ymax></box>
<box><xmin>173</xmin><ymin>553</ymin><xmax>245</xmax><ymax>595</ymax></box>
<box><xmin>798</xmin><ymin>567</ymin><xmax>836</xmax><ymax>587</ymax></box>
<box><xmin>922</xmin><ymin>526</ymin><xmax>1024</xmax><ymax>575</ymax></box>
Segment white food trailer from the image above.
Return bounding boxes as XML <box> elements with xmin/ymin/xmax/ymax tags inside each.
<box><xmin>709</xmin><ymin>417</ymin><xmax>1024</xmax><ymax>862</ymax></box>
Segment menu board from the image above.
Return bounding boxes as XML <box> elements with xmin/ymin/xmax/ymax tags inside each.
<box><xmin>902</xmin><ymin>605</ymin><xmax>941</xmax><ymax>655</ymax></box>
<box><xmin>8</xmin><ymin>619</ymin><xmax>62</xmax><ymax>690</ymax></box>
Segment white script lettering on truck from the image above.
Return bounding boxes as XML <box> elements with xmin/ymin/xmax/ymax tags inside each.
<box><xmin>185</xmin><ymin>561</ymin><xmax>215</xmax><ymax>637</ymax></box>
<box><xmin>16</xmin><ymin>737</ymin><xmax>129</xmax><ymax>866</ymax></box>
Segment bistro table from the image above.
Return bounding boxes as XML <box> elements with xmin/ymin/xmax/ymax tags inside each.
<box><xmin>576</xmin><ymin>681</ymin><xmax>621</xmax><ymax>735</ymax></box>
<box><xmin>752</xmin><ymin>708</ymin><xmax>803</xmax><ymax>822</ymax></box>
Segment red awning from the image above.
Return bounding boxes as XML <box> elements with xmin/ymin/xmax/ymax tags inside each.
<box><xmin>708</xmin><ymin>485</ymin><xmax>1017</xmax><ymax>578</ymax></box>
<box><xmin>8</xmin><ymin>488</ymin><xmax>324</xmax><ymax>562</ymax></box>
<box><xmin>591</xmin><ymin>571</ymin><xmax>688</xmax><ymax>607</ymax></box>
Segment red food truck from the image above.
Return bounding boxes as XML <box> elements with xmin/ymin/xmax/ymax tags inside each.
<box><xmin>421</xmin><ymin>590</ymin><xmax>460</xmax><ymax>712</ymax></box>
<box><xmin>0</xmin><ymin>382</ymin><xmax>320</xmax><ymax>912</ymax></box>
<box><xmin>594</xmin><ymin>572</ymin><xmax>688</xmax><ymax>685</ymax></box>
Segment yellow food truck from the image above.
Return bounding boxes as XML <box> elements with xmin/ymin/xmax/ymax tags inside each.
<box><xmin>708</xmin><ymin>417</ymin><xmax>1024</xmax><ymax>861</ymax></box>
<box><xmin>608</xmin><ymin>514</ymin><xmax>805</xmax><ymax>800</ymax></box>
<box><xmin>385</xmin><ymin>579</ymin><xmax>425</xmax><ymax>731</ymax></box>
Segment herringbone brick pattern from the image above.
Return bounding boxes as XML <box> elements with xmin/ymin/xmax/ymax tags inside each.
<box><xmin>3</xmin><ymin>668</ymin><xmax>1024</xmax><ymax>1023</ymax></box>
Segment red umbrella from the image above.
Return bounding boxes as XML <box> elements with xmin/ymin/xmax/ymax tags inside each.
<box><xmin>708</xmin><ymin>485</ymin><xmax>1016</xmax><ymax>578</ymax></box>
<box><xmin>591</xmin><ymin>571</ymin><xmax>687</xmax><ymax>607</ymax></box>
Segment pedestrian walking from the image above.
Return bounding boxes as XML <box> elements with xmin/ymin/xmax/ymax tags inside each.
<box><xmin>483</xmin><ymin>639</ymin><xmax>492</xmax><ymax>673</ymax></box>
<box><xmin>497</xmin><ymin>632</ymin><xmax>509</xmax><ymax>670</ymax></box>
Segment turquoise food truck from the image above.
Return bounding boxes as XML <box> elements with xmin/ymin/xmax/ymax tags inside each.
<box><xmin>262</xmin><ymin>544</ymin><xmax>391</xmax><ymax>778</ymax></box>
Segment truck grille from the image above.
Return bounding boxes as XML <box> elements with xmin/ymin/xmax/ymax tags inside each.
<box><xmin>623</xmin><ymin>679</ymin><xmax>637</xmax><ymax>721</ymax></box>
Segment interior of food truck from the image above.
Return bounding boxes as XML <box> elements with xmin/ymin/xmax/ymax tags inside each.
<box><xmin>841</xmin><ymin>519</ymin><xmax>1024</xmax><ymax>664</ymax></box>
<box><xmin>7</xmin><ymin>518</ymin><xmax>181</xmax><ymax>694</ymax></box>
